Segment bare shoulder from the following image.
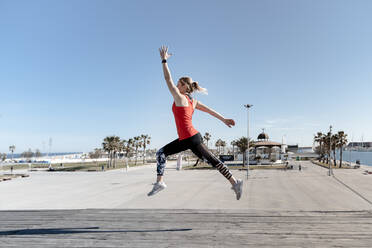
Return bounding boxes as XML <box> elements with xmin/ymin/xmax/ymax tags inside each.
<box><xmin>174</xmin><ymin>94</ymin><xmax>189</xmax><ymax>107</ymax></box>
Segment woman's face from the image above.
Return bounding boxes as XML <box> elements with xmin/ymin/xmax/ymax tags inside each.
<box><xmin>177</xmin><ymin>80</ymin><xmax>188</xmax><ymax>94</ymax></box>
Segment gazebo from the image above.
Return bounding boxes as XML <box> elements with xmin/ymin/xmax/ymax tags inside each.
<box><xmin>252</xmin><ymin>129</ymin><xmax>282</xmax><ymax>162</ymax></box>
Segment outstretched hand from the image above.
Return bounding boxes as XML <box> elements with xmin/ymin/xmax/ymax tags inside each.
<box><xmin>159</xmin><ymin>45</ymin><xmax>172</xmax><ymax>60</ymax></box>
<box><xmin>223</xmin><ymin>119</ymin><xmax>235</xmax><ymax>128</ymax></box>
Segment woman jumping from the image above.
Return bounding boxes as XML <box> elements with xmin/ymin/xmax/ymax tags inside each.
<box><xmin>148</xmin><ymin>46</ymin><xmax>243</xmax><ymax>200</ymax></box>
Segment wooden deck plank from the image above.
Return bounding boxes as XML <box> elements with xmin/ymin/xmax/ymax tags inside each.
<box><xmin>1</xmin><ymin>209</ymin><xmax>372</xmax><ymax>247</ymax></box>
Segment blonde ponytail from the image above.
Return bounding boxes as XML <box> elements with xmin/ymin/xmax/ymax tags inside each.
<box><xmin>179</xmin><ymin>77</ymin><xmax>208</xmax><ymax>95</ymax></box>
<box><xmin>192</xmin><ymin>81</ymin><xmax>208</xmax><ymax>95</ymax></box>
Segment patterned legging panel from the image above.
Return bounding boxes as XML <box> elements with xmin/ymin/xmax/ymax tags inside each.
<box><xmin>156</xmin><ymin>133</ymin><xmax>232</xmax><ymax>180</ymax></box>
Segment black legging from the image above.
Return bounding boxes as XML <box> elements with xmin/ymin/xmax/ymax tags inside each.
<box><xmin>156</xmin><ymin>133</ymin><xmax>232</xmax><ymax>180</ymax></box>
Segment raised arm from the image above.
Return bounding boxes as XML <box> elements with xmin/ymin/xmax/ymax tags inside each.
<box><xmin>159</xmin><ymin>46</ymin><xmax>183</xmax><ymax>101</ymax></box>
<box><xmin>195</xmin><ymin>100</ymin><xmax>236</xmax><ymax>128</ymax></box>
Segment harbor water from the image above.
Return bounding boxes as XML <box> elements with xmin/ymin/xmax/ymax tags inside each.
<box><xmin>336</xmin><ymin>150</ymin><xmax>372</xmax><ymax>166</ymax></box>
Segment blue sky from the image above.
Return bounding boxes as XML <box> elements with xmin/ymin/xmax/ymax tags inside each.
<box><xmin>1</xmin><ymin>0</ymin><xmax>372</xmax><ymax>153</ymax></box>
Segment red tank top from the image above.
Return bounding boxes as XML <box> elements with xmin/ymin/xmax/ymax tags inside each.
<box><xmin>172</xmin><ymin>95</ymin><xmax>199</xmax><ymax>140</ymax></box>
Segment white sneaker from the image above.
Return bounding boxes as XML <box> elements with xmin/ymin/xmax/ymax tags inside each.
<box><xmin>147</xmin><ymin>182</ymin><xmax>167</xmax><ymax>196</ymax></box>
<box><xmin>231</xmin><ymin>179</ymin><xmax>243</xmax><ymax>200</ymax></box>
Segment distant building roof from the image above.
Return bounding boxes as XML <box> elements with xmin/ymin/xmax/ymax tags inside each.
<box><xmin>347</xmin><ymin>142</ymin><xmax>372</xmax><ymax>148</ymax></box>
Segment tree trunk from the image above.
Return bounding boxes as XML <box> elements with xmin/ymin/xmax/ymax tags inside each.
<box><xmin>113</xmin><ymin>151</ymin><xmax>115</xmax><ymax>168</ymax></box>
<box><xmin>135</xmin><ymin>148</ymin><xmax>138</xmax><ymax>165</ymax></box>
<box><xmin>232</xmin><ymin>145</ymin><xmax>235</xmax><ymax>160</ymax></box>
<box><xmin>126</xmin><ymin>147</ymin><xmax>130</xmax><ymax>159</ymax></box>
<box><xmin>143</xmin><ymin>147</ymin><xmax>146</xmax><ymax>164</ymax></box>
<box><xmin>110</xmin><ymin>151</ymin><xmax>113</xmax><ymax>168</ymax></box>
<box><xmin>242</xmin><ymin>151</ymin><xmax>246</xmax><ymax>167</ymax></box>
<box><xmin>111</xmin><ymin>152</ymin><xmax>113</xmax><ymax>168</ymax></box>
<box><xmin>339</xmin><ymin>148</ymin><xmax>343</xmax><ymax>168</ymax></box>
<box><xmin>318</xmin><ymin>142</ymin><xmax>322</xmax><ymax>162</ymax></box>
<box><xmin>333</xmin><ymin>149</ymin><xmax>337</xmax><ymax>167</ymax></box>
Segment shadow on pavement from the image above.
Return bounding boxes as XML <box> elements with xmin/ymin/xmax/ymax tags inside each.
<box><xmin>0</xmin><ymin>227</ymin><xmax>192</xmax><ymax>235</ymax></box>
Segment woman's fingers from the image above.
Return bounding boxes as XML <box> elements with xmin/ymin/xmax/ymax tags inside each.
<box><xmin>225</xmin><ymin>119</ymin><xmax>235</xmax><ymax>128</ymax></box>
<box><xmin>159</xmin><ymin>45</ymin><xmax>172</xmax><ymax>59</ymax></box>
<box><xmin>159</xmin><ymin>46</ymin><xmax>166</xmax><ymax>59</ymax></box>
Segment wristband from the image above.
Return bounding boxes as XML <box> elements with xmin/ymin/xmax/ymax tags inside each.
<box><xmin>162</xmin><ymin>59</ymin><xmax>167</xmax><ymax>63</ymax></box>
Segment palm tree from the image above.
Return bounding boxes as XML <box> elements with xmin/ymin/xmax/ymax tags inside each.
<box><xmin>1</xmin><ymin>153</ymin><xmax>6</xmax><ymax>162</ymax></box>
<box><xmin>220</xmin><ymin>140</ymin><xmax>226</xmax><ymax>154</ymax></box>
<box><xmin>215</xmin><ymin>139</ymin><xmax>223</xmax><ymax>154</ymax></box>
<box><xmin>121</xmin><ymin>140</ymin><xmax>127</xmax><ymax>156</ymax></box>
<box><xmin>230</xmin><ymin>140</ymin><xmax>237</xmax><ymax>160</ymax></box>
<box><xmin>321</xmin><ymin>132</ymin><xmax>331</xmax><ymax>165</ymax></box>
<box><xmin>235</xmin><ymin>137</ymin><xmax>254</xmax><ymax>166</ymax></box>
<box><xmin>9</xmin><ymin>145</ymin><xmax>15</xmax><ymax>161</ymax></box>
<box><xmin>203</xmin><ymin>132</ymin><xmax>211</xmax><ymax>148</ymax></box>
<box><xmin>113</xmin><ymin>136</ymin><xmax>121</xmax><ymax>168</ymax></box>
<box><xmin>89</xmin><ymin>148</ymin><xmax>103</xmax><ymax>159</ymax></box>
<box><xmin>35</xmin><ymin>149</ymin><xmax>42</xmax><ymax>158</ymax></box>
<box><xmin>141</xmin><ymin>134</ymin><xmax>151</xmax><ymax>164</ymax></box>
<box><xmin>102</xmin><ymin>137</ymin><xmax>111</xmax><ymax>167</ymax></box>
<box><xmin>133</xmin><ymin>136</ymin><xmax>142</xmax><ymax>165</ymax></box>
<box><xmin>118</xmin><ymin>140</ymin><xmax>125</xmax><ymax>160</ymax></box>
<box><xmin>102</xmin><ymin>136</ymin><xmax>120</xmax><ymax>168</ymax></box>
<box><xmin>124</xmin><ymin>138</ymin><xmax>134</xmax><ymax>159</ymax></box>
<box><xmin>314</xmin><ymin>132</ymin><xmax>324</xmax><ymax>162</ymax></box>
<box><xmin>21</xmin><ymin>148</ymin><xmax>34</xmax><ymax>162</ymax></box>
<box><xmin>331</xmin><ymin>133</ymin><xmax>338</xmax><ymax>167</ymax></box>
<box><xmin>337</xmin><ymin>131</ymin><xmax>348</xmax><ymax>168</ymax></box>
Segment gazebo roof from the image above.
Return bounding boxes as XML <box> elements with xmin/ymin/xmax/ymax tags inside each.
<box><xmin>253</xmin><ymin>140</ymin><xmax>282</xmax><ymax>147</ymax></box>
<box><xmin>257</xmin><ymin>128</ymin><xmax>270</xmax><ymax>141</ymax></box>
<box><xmin>257</xmin><ymin>132</ymin><xmax>269</xmax><ymax>140</ymax></box>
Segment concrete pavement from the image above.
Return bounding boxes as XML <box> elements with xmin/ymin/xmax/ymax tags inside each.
<box><xmin>1</xmin><ymin>161</ymin><xmax>372</xmax><ymax>211</ymax></box>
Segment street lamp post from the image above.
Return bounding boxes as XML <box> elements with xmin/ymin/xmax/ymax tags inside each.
<box><xmin>244</xmin><ymin>104</ymin><xmax>253</xmax><ymax>179</ymax></box>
